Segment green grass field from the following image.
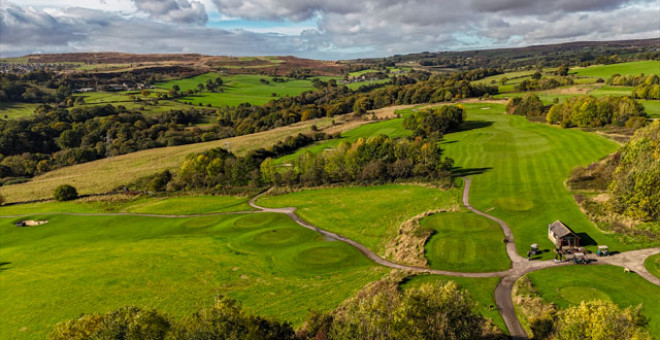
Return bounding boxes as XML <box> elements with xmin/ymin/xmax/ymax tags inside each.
<box><xmin>0</xmin><ymin>212</ymin><xmax>386</xmax><ymax>339</ymax></box>
<box><xmin>440</xmin><ymin>103</ymin><xmax>656</xmax><ymax>258</ymax></box>
<box><xmin>0</xmin><ymin>195</ymin><xmax>254</xmax><ymax>216</ymax></box>
<box><xmin>156</xmin><ymin>73</ymin><xmax>318</xmax><ymax>107</ymax></box>
<box><xmin>0</xmin><ymin>102</ymin><xmax>39</xmax><ymax>120</ymax></box>
<box><xmin>401</xmin><ymin>275</ymin><xmax>505</xmax><ymax>333</ymax></box>
<box><xmin>523</xmin><ymin>265</ymin><xmax>660</xmax><ymax>337</ymax></box>
<box><xmin>422</xmin><ymin>211</ymin><xmax>510</xmax><ymax>272</ymax></box>
<box><xmin>257</xmin><ymin>185</ymin><xmax>461</xmax><ymax>256</ymax></box>
<box><xmin>571</xmin><ymin>61</ymin><xmax>660</xmax><ymax>78</ymax></box>
<box><xmin>646</xmin><ymin>254</ymin><xmax>660</xmax><ymax>279</ymax></box>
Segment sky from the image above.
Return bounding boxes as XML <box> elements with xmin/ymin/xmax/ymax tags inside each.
<box><xmin>1</xmin><ymin>0</ymin><xmax>659</xmax><ymax>60</ymax></box>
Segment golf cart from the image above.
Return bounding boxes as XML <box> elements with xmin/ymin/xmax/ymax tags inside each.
<box><xmin>597</xmin><ymin>245</ymin><xmax>610</xmax><ymax>256</ymax></box>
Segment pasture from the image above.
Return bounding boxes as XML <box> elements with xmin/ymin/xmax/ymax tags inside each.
<box><xmin>571</xmin><ymin>60</ymin><xmax>660</xmax><ymax>78</ymax></box>
<box><xmin>0</xmin><ymin>212</ymin><xmax>386</xmax><ymax>339</ymax></box>
<box><xmin>257</xmin><ymin>185</ymin><xmax>461</xmax><ymax>255</ymax></box>
<box><xmin>522</xmin><ymin>265</ymin><xmax>660</xmax><ymax>336</ymax></box>
<box><xmin>421</xmin><ymin>211</ymin><xmax>510</xmax><ymax>272</ymax></box>
<box><xmin>0</xmin><ymin>102</ymin><xmax>39</xmax><ymax>120</ymax></box>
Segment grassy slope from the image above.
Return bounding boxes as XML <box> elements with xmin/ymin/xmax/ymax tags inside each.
<box><xmin>156</xmin><ymin>73</ymin><xmax>317</xmax><ymax>107</ymax></box>
<box><xmin>257</xmin><ymin>185</ymin><xmax>461</xmax><ymax>255</ymax></box>
<box><xmin>441</xmin><ymin>103</ymin><xmax>657</xmax><ymax>258</ymax></box>
<box><xmin>571</xmin><ymin>61</ymin><xmax>660</xmax><ymax>78</ymax></box>
<box><xmin>0</xmin><ymin>195</ymin><xmax>254</xmax><ymax>216</ymax></box>
<box><xmin>0</xmin><ymin>213</ymin><xmax>386</xmax><ymax>339</ymax></box>
<box><xmin>646</xmin><ymin>254</ymin><xmax>660</xmax><ymax>279</ymax></box>
<box><xmin>0</xmin><ymin>117</ymin><xmax>334</xmax><ymax>203</ymax></box>
<box><xmin>0</xmin><ymin>102</ymin><xmax>39</xmax><ymax>120</ymax></box>
<box><xmin>523</xmin><ymin>265</ymin><xmax>660</xmax><ymax>337</ymax></box>
<box><xmin>422</xmin><ymin>211</ymin><xmax>510</xmax><ymax>272</ymax></box>
<box><xmin>401</xmin><ymin>275</ymin><xmax>506</xmax><ymax>333</ymax></box>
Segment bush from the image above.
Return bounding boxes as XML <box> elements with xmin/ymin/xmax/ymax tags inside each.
<box><xmin>53</xmin><ymin>184</ymin><xmax>78</xmax><ymax>201</ymax></box>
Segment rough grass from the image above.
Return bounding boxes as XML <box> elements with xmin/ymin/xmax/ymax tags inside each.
<box><xmin>0</xmin><ymin>195</ymin><xmax>254</xmax><ymax>216</ymax></box>
<box><xmin>646</xmin><ymin>254</ymin><xmax>660</xmax><ymax>280</ymax></box>
<box><xmin>440</xmin><ymin>103</ymin><xmax>658</xmax><ymax>258</ymax></box>
<box><xmin>0</xmin><ymin>213</ymin><xmax>386</xmax><ymax>340</ymax></box>
<box><xmin>571</xmin><ymin>61</ymin><xmax>660</xmax><ymax>78</ymax></box>
<box><xmin>0</xmin><ymin>102</ymin><xmax>39</xmax><ymax>120</ymax></box>
<box><xmin>257</xmin><ymin>185</ymin><xmax>461</xmax><ymax>256</ymax></box>
<box><xmin>401</xmin><ymin>275</ymin><xmax>506</xmax><ymax>333</ymax></box>
<box><xmin>523</xmin><ymin>265</ymin><xmax>660</xmax><ymax>337</ymax></box>
<box><xmin>422</xmin><ymin>211</ymin><xmax>510</xmax><ymax>272</ymax></box>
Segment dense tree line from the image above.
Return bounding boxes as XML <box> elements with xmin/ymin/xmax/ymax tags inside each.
<box><xmin>505</xmin><ymin>94</ymin><xmax>546</xmax><ymax>117</ymax></box>
<box><xmin>49</xmin><ymin>282</ymin><xmax>503</xmax><ymax>340</ymax></box>
<box><xmin>403</xmin><ymin>105</ymin><xmax>465</xmax><ymax>138</ymax></box>
<box><xmin>609</xmin><ymin>121</ymin><xmax>660</xmax><ymax>220</ymax></box>
<box><xmin>632</xmin><ymin>75</ymin><xmax>660</xmax><ymax>100</ymax></box>
<box><xmin>546</xmin><ymin>95</ymin><xmax>647</xmax><ymax>128</ymax></box>
<box><xmin>49</xmin><ymin>296</ymin><xmax>295</xmax><ymax>340</ymax></box>
<box><xmin>0</xmin><ymin>71</ymin><xmax>68</xmax><ymax>103</ymax></box>
<box><xmin>607</xmin><ymin>73</ymin><xmax>654</xmax><ymax>86</ymax></box>
<box><xmin>514</xmin><ymin>76</ymin><xmax>574</xmax><ymax>92</ymax></box>
<box><xmin>0</xmin><ymin>104</ymin><xmax>212</xmax><ymax>179</ymax></box>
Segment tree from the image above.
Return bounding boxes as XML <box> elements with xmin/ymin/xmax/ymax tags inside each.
<box><xmin>554</xmin><ymin>300</ymin><xmax>651</xmax><ymax>340</ymax></box>
<box><xmin>172</xmin><ymin>84</ymin><xmax>180</xmax><ymax>92</ymax></box>
<box><xmin>53</xmin><ymin>184</ymin><xmax>78</xmax><ymax>201</ymax></box>
<box><xmin>556</xmin><ymin>64</ymin><xmax>569</xmax><ymax>76</ymax></box>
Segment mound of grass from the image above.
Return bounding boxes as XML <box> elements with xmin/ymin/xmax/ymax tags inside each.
<box><xmin>422</xmin><ymin>211</ymin><xmax>510</xmax><ymax>272</ymax></box>
<box><xmin>646</xmin><ymin>253</ymin><xmax>660</xmax><ymax>279</ymax></box>
<box><xmin>0</xmin><ymin>212</ymin><xmax>385</xmax><ymax>339</ymax></box>
<box><xmin>401</xmin><ymin>275</ymin><xmax>505</xmax><ymax>333</ymax></box>
<box><xmin>257</xmin><ymin>185</ymin><xmax>461</xmax><ymax>255</ymax></box>
<box><xmin>572</xmin><ymin>61</ymin><xmax>660</xmax><ymax>78</ymax></box>
<box><xmin>523</xmin><ymin>265</ymin><xmax>660</xmax><ymax>336</ymax></box>
<box><xmin>440</xmin><ymin>103</ymin><xmax>657</xmax><ymax>258</ymax></box>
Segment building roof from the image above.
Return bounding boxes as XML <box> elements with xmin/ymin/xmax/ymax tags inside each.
<box><xmin>548</xmin><ymin>220</ymin><xmax>579</xmax><ymax>238</ymax></box>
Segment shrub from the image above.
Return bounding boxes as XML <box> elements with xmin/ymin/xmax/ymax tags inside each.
<box><xmin>53</xmin><ymin>184</ymin><xmax>78</xmax><ymax>201</ymax></box>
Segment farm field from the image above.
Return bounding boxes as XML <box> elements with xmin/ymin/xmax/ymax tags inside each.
<box><xmin>401</xmin><ymin>275</ymin><xmax>506</xmax><ymax>332</ymax></box>
<box><xmin>522</xmin><ymin>265</ymin><xmax>660</xmax><ymax>336</ymax></box>
<box><xmin>439</xmin><ymin>103</ymin><xmax>655</xmax><ymax>258</ymax></box>
<box><xmin>647</xmin><ymin>254</ymin><xmax>660</xmax><ymax>279</ymax></box>
<box><xmin>422</xmin><ymin>211</ymin><xmax>510</xmax><ymax>272</ymax></box>
<box><xmin>257</xmin><ymin>185</ymin><xmax>462</xmax><ymax>255</ymax></box>
<box><xmin>0</xmin><ymin>212</ymin><xmax>386</xmax><ymax>339</ymax></box>
<box><xmin>571</xmin><ymin>60</ymin><xmax>660</xmax><ymax>78</ymax></box>
<box><xmin>0</xmin><ymin>102</ymin><xmax>39</xmax><ymax>120</ymax></box>
<box><xmin>0</xmin><ymin>195</ymin><xmax>254</xmax><ymax>216</ymax></box>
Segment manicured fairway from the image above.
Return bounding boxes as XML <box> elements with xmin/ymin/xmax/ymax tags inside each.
<box><xmin>0</xmin><ymin>195</ymin><xmax>254</xmax><ymax>216</ymax></box>
<box><xmin>571</xmin><ymin>61</ymin><xmax>660</xmax><ymax>78</ymax></box>
<box><xmin>422</xmin><ymin>211</ymin><xmax>510</xmax><ymax>272</ymax></box>
<box><xmin>646</xmin><ymin>254</ymin><xmax>660</xmax><ymax>279</ymax></box>
<box><xmin>401</xmin><ymin>275</ymin><xmax>506</xmax><ymax>333</ymax></box>
<box><xmin>440</xmin><ymin>103</ymin><xmax>654</xmax><ymax>258</ymax></box>
<box><xmin>0</xmin><ymin>213</ymin><xmax>386</xmax><ymax>339</ymax></box>
<box><xmin>522</xmin><ymin>265</ymin><xmax>660</xmax><ymax>336</ymax></box>
<box><xmin>257</xmin><ymin>185</ymin><xmax>461</xmax><ymax>255</ymax></box>
<box><xmin>156</xmin><ymin>73</ymin><xmax>319</xmax><ymax>107</ymax></box>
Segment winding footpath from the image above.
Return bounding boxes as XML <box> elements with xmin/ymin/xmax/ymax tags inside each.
<box><xmin>3</xmin><ymin>179</ymin><xmax>659</xmax><ymax>339</ymax></box>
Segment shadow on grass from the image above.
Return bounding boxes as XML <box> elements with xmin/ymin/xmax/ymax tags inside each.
<box><xmin>455</xmin><ymin>120</ymin><xmax>494</xmax><ymax>132</ymax></box>
<box><xmin>451</xmin><ymin>166</ymin><xmax>493</xmax><ymax>177</ymax></box>
<box><xmin>0</xmin><ymin>262</ymin><xmax>11</xmax><ymax>273</ymax></box>
<box><xmin>576</xmin><ymin>232</ymin><xmax>597</xmax><ymax>247</ymax></box>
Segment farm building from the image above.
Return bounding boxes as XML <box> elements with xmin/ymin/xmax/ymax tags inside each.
<box><xmin>547</xmin><ymin>220</ymin><xmax>580</xmax><ymax>247</ymax></box>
